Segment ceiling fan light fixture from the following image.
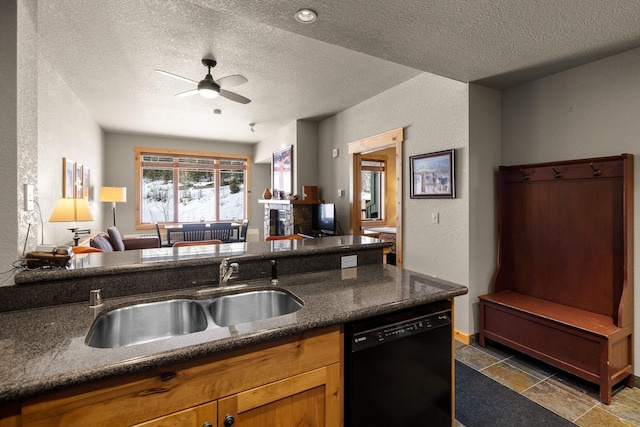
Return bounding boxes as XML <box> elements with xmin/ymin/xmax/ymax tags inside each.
<box><xmin>198</xmin><ymin>78</ymin><xmax>220</xmax><ymax>99</ymax></box>
<box><xmin>295</xmin><ymin>8</ymin><xmax>317</xmax><ymax>23</ymax></box>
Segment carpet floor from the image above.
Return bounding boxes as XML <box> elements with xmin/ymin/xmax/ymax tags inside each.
<box><xmin>455</xmin><ymin>361</ymin><xmax>576</xmax><ymax>426</ymax></box>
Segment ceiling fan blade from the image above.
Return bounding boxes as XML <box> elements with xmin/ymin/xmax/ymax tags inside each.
<box><xmin>175</xmin><ymin>89</ymin><xmax>199</xmax><ymax>97</ymax></box>
<box><xmin>154</xmin><ymin>69</ymin><xmax>198</xmax><ymax>85</ymax></box>
<box><xmin>215</xmin><ymin>74</ymin><xmax>248</xmax><ymax>89</ymax></box>
<box><xmin>219</xmin><ymin>90</ymin><xmax>251</xmax><ymax>104</ymax></box>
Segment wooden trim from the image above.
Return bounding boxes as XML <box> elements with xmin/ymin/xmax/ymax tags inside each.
<box><xmin>134</xmin><ymin>147</ymin><xmax>252</xmax><ymax>229</ymax></box>
<box><xmin>454</xmin><ymin>330</ymin><xmax>476</xmax><ymax>345</ymax></box>
<box><xmin>348</xmin><ymin>128</ymin><xmax>404</xmax><ymax>267</ymax></box>
<box><xmin>347</xmin><ymin>128</ymin><xmax>403</xmax><ymax>154</ymax></box>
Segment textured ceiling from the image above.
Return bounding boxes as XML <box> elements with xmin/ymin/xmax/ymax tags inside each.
<box><xmin>37</xmin><ymin>0</ymin><xmax>640</xmax><ymax>144</ymax></box>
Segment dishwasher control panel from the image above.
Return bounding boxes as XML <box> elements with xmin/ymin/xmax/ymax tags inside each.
<box><xmin>351</xmin><ymin>311</ymin><xmax>450</xmax><ymax>352</ymax></box>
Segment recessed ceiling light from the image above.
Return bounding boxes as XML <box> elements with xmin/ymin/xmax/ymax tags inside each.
<box><xmin>295</xmin><ymin>8</ymin><xmax>317</xmax><ymax>24</ymax></box>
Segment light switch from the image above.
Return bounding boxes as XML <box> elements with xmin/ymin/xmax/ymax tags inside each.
<box><xmin>431</xmin><ymin>212</ymin><xmax>439</xmax><ymax>224</ymax></box>
<box><xmin>24</xmin><ymin>184</ymin><xmax>34</xmax><ymax>211</ymax></box>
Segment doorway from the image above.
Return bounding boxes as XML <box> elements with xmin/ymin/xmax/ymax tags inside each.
<box><xmin>348</xmin><ymin>128</ymin><xmax>403</xmax><ymax>267</ymax></box>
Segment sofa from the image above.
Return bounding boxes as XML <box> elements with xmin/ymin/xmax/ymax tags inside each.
<box><xmin>89</xmin><ymin>226</ymin><xmax>159</xmax><ymax>252</ymax></box>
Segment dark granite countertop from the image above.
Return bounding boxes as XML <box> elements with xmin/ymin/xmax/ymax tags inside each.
<box><xmin>0</xmin><ymin>263</ymin><xmax>467</xmax><ymax>402</ymax></box>
<box><xmin>14</xmin><ymin>235</ymin><xmax>384</xmax><ymax>284</ymax></box>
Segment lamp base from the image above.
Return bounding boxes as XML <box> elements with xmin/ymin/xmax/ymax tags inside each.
<box><xmin>69</xmin><ymin>228</ymin><xmax>91</xmax><ymax>246</ymax></box>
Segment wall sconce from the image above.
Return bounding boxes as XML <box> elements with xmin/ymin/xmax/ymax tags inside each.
<box><xmin>100</xmin><ymin>187</ymin><xmax>127</xmax><ymax>227</ymax></box>
<box><xmin>49</xmin><ymin>198</ymin><xmax>94</xmax><ymax>246</ymax></box>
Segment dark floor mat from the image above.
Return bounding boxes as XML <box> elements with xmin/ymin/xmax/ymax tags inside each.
<box><xmin>455</xmin><ymin>361</ymin><xmax>576</xmax><ymax>426</ymax></box>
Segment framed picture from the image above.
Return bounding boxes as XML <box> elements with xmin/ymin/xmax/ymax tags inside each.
<box><xmin>63</xmin><ymin>158</ymin><xmax>75</xmax><ymax>198</ymax></box>
<box><xmin>272</xmin><ymin>145</ymin><xmax>293</xmax><ymax>196</ymax></box>
<box><xmin>410</xmin><ymin>149</ymin><xmax>455</xmax><ymax>199</ymax></box>
<box><xmin>75</xmin><ymin>163</ymin><xmax>83</xmax><ymax>198</ymax></box>
<box><xmin>82</xmin><ymin>166</ymin><xmax>90</xmax><ymax>199</ymax></box>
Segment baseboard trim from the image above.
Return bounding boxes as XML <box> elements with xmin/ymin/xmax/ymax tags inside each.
<box><xmin>454</xmin><ymin>330</ymin><xmax>477</xmax><ymax>345</ymax></box>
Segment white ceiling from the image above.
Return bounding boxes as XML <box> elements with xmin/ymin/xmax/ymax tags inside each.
<box><xmin>37</xmin><ymin>0</ymin><xmax>640</xmax><ymax>144</ymax></box>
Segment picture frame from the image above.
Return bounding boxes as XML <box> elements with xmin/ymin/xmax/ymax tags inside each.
<box><xmin>63</xmin><ymin>158</ymin><xmax>75</xmax><ymax>198</ymax></box>
<box><xmin>82</xmin><ymin>165</ymin><xmax>90</xmax><ymax>199</ymax></box>
<box><xmin>272</xmin><ymin>145</ymin><xmax>293</xmax><ymax>196</ymax></box>
<box><xmin>410</xmin><ymin>149</ymin><xmax>455</xmax><ymax>199</ymax></box>
<box><xmin>75</xmin><ymin>163</ymin><xmax>83</xmax><ymax>198</ymax></box>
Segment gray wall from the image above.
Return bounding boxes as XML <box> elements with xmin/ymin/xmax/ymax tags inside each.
<box><xmin>318</xmin><ymin>73</ymin><xmax>481</xmax><ymax>333</ymax></box>
<box><xmin>38</xmin><ymin>54</ymin><xmax>104</xmax><ymax>246</ymax></box>
<box><xmin>467</xmin><ymin>84</ymin><xmax>501</xmax><ymax>335</ymax></box>
<box><xmin>501</xmin><ymin>46</ymin><xmax>640</xmax><ymax>372</ymax></box>
<box><xmin>104</xmin><ymin>132</ymin><xmax>269</xmax><ymax>239</ymax></box>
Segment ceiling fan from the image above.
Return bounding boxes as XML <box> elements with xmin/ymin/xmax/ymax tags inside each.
<box><xmin>155</xmin><ymin>59</ymin><xmax>251</xmax><ymax>104</ymax></box>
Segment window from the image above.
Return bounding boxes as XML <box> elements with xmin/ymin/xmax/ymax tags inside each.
<box><xmin>361</xmin><ymin>158</ymin><xmax>385</xmax><ymax>221</ymax></box>
<box><xmin>136</xmin><ymin>148</ymin><xmax>250</xmax><ymax>226</ymax></box>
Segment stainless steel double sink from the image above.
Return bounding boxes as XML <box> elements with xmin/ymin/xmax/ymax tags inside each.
<box><xmin>86</xmin><ymin>289</ymin><xmax>303</xmax><ymax>348</ymax></box>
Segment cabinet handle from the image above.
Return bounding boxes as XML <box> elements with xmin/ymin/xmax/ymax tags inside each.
<box><xmin>203</xmin><ymin>423</ymin><xmax>213</xmax><ymax>427</ymax></box>
<box><xmin>224</xmin><ymin>414</ymin><xmax>235</xmax><ymax>426</ymax></box>
<box><xmin>160</xmin><ymin>372</ymin><xmax>176</xmax><ymax>381</ymax></box>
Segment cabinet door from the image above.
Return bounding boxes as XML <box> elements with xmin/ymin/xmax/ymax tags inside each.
<box><xmin>132</xmin><ymin>401</ymin><xmax>216</xmax><ymax>427</ymax></box>
<box><xmin>218</xmin><ymin>364</ymin><xmax>341</xmax><ymax>427</ymax></box>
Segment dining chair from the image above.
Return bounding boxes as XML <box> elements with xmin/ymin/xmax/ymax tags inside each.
<box><xmin>236</xmin><ymin>219</ymin><xmax>249</xmax><ymax>242</ymax></box>
<box><xmin>209</xmin><ymin>222</ymin><xmax>234</xmax><ymax>242</ymax></box>
<box><xmin>265</xmin><ymin>235</ymin><xmax>303</xmax><ymax>241</ymax></box>
<box><xmin>154</xmin><ymin>223</ymin><xmax>171</xmax><ymax>247</ymax></box>
<box><xmin>173</xmin><ymin>239</ymin><xmax>223</xmax><ymax>247</ymax></box>
<box><xmin>182</xmin><ymin>223</ymin><xmax>208</xmax><ymax>241</ymax></box>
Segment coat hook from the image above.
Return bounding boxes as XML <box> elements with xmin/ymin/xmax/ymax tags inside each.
<box><xmin>552</xmin><ymin>167</ymin><xmax>562</xmax><ymax>179</ymax></box>
<box><xmin>520</xmin><ymin>169</ymin><xmax>529</xmax><ymax>181</ymax></box>
<box><xmin>590</xmin><ymin>163</ymin><xmax>602</xmax><ymax>176</ymax></box>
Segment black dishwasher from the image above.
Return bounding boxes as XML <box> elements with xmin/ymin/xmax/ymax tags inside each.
<box><xmin>345</xmin><ymin>302</ymin><xmax>452</xmax><ymax>426</ymax></box>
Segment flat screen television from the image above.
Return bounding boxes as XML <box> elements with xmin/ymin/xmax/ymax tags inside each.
<box><xmin>314</xmin><ymin>203</ymin><xmax>336</xmax><ymax>235</ymax></box>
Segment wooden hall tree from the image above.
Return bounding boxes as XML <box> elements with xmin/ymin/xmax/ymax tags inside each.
<box><xmin>479</xmin><ymin>154</ymin><xmax>634</xmax><ymax>404</ymax></box>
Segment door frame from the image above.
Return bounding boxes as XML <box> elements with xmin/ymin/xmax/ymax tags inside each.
<box><xmin>348</xmin><ymin>128</ymin><xmax>403</xmax><ymax>267</ymax></box>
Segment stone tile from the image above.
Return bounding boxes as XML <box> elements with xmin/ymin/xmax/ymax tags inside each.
<box><xmin>504</xmin><ymin>352</ymin><xmax>558</xmax><ymax>381</ymax></box>
<box><xmin>575</xmin><ymin>406</ymin><xmax>633</xmax><ymax>427</ymax></box>
<box><xmin>603</xmin><ymin>386</ymin><xmax>640</xmax><ymax>426</ymax></box>
<box><xmin>455</xmin><ymin>343</ymin><xmax>502</xmax><ymax>370</ymax></box>
<box><xmin>481</xmin><ymin>361</ymin><xmax>540</xmax><ymax>393</ymax></box>
<box><xmin>522</xmin><ymin>379</ymin><xmax>595</xmax><ymax>422</ymax></box>
<box><xmin>469</xmin><ymin>341</ymin><xmax>513</xmax><ymax>361</ymax></box>
<box><xmin>546</xmin><ymin>371</ymin><xmax>601</xmax><ymax>403</ymax></box>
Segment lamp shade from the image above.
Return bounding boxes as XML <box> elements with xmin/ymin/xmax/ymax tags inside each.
<box><xmin>49</xmin><ymin>198</ymin><xmax>94</xmax><ymax>222</ymax></box>
<box><xmin>100</xmin><ymin>186</ymin><xmax>127</xmax><ymax>203</ymax></box>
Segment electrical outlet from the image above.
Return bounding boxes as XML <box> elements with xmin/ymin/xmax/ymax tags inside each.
<box><xmin>337</xmin><ymin>189</ymin><xmax>344</xmax><ymax>197</ymax></box>
<box><xmin>341</xmin><ymin>255</ymin><xmax>357</xmax><ymax>268</ymax></box>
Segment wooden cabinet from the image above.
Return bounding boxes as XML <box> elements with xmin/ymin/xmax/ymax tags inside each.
<box><xmin>133</xmin><ymin>402</ymin><xmax>217</xmax><ymax>427</ymax></box>
<box><xmin>218</xmin><ymin>364</ymin><xmax>341</xmax><ymax>427</ymax></box>
<box><xmin>18</xmin><ymin>326</ymin><xmax>342</xmax><ymax>426</ymax></box>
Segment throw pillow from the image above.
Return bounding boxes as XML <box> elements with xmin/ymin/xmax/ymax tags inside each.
<box><xmin>107</xmin><ymin>227</ymin><xmax>126</xmax><ymax>251</ymax></box>
<box><xmin>90</xmin><ymin>234</ymin><xmax>113</xmax><ymax>252</ymax></box>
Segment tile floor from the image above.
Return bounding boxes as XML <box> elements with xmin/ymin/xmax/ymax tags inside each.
<box><xmin>455</xmin><ymin>341</ymin><xmax>640</xmax><ymax>426</ymax></box>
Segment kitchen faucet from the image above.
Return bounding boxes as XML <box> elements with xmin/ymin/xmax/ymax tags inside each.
<box><xmin>219</xmin><ymin>259</ymin><xmax>239</xmax><ymax>285</ymax></box>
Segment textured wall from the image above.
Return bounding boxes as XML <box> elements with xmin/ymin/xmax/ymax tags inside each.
<box><xmin>466</xmin><ymin>84</ymin><xmax>501</xmax><ymax>335</ymax></box>
<box><xmin>318</xmin><ymin>72</ymin><xmax>471</xmax><ymax>292</ymax></box>
<box><xmin>37</xmin><ymin>55</ymin><xmax>103</xmax><ymax>246</ymax></box>
<box><xmin>501</xmin><ymin>47</ymin><xmax>640</xmax><ymax>373</ymax></box>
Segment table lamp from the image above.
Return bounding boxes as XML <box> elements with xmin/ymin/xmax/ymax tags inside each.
<box><xmin>49</xmin><ymin>198</ymin><xmax>94</xmax><ymax>246</ymax></box>
<box><xmin>100</xmin><ymin>186</ymin><xmax>127</xmax><ymax>227</ymax></box>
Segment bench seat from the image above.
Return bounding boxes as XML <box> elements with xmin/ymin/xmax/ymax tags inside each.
<box><xmin>479</xmin><ymin>290</ymin><xmax>633</xmax><ymax>404</ymax></box>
